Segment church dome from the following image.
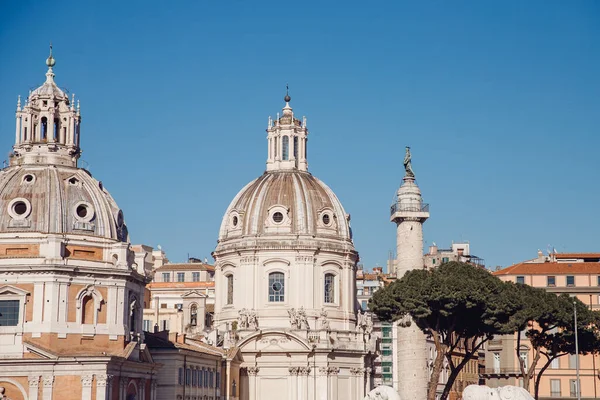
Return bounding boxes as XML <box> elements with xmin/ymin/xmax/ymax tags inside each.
<box><xmin>218</xmin><ymin>170</ymin><xmax>351</xmax><ymax>241</ymax></box>
<box><xmin>0</xmin><ymin>165</ymin><xmax>128</xmax><ymax>241</ymax></box>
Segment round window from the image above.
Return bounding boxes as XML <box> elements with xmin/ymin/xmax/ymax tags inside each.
<box><xmin>8</xmin><ymin>198</ymin><xmax>31</xmax><ymax>220</ymax></box>
<box><xmin>322</xmin><ymin>214</ymin><xmax>330</xmax><ymax>225</ymax></box>
<box><xmin>13</xmin><ymin>201</ymin><xmax>27</xmax><ymax>216</ymax></box>
<box><xmin>272</xmin><ymin>212</ymin><xmax>284</xmax><ymax>223</ymax></box>
<box><xmin>76</xmin><ymin>204</ymin><xmax>88</xmax><ymax>218</ymax></box>
<box><xmin>73</xmin><ymin>201</ymin><xmax>95</xmax><ymax>223</ymax></box>
<box><xmin>271</xmin><ymin>281</ymin><xmax>283</xmax><ymax>292</ymax></box>
<box><xmin>232</xmin><ymin>216</ymin><xmax>238</xmax><ymax>227</ymax></box>
<box><xmin>23</xmin><ymin>174</ymin><xmax>34</xmax><ymax>183</ymax></box>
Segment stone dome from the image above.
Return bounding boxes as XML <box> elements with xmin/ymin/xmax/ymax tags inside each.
<box><xmin>30</xmin><ymin>78</ymin><xmax>68</xmax><ymax>100</ymax></box>
<box><xmin>218</xmin><ymin>170</ymin><xmax>352</xmax><ymax>242</ymax></box>
<box><xmin>0</xmin><ymin>164</ymin><xmax>128</xmax><ymax>241</ymax></box>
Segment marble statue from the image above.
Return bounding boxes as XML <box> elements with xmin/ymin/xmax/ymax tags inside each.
<box><xmin>363</xmin><ymin>385</ymin><xmax>401</xmax><ymax>400</ymax></box>
<box><xmin>356</xmin><ymin>310</ymin><xmax>373</xmax><ymax>335</ymax></box>
<box><xmin>238</xmin><ymin>308</ymin><xmax>249</xmax><ymax>329</ymax></box>
<box><xmin>403</xmin><ymin>146</ymin><xmax>415</xmax><ymax>178</ymax></box>
<box><xmin>462</xmin><ymin>385</ymin><xmax>534</xmax><ymax>400</ymax></box>
<box><xmin>319</xmin><ymin>308</ymin><xmax>330</xmax><ymax>331</ymax></box>
<box><xmin>247</xmin><ymin>309</ymin><xmax>258</xmax><ymax>330</ymax></box>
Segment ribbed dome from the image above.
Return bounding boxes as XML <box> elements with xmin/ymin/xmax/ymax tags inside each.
<box><xmin>0</xmin><ymin>165</ymin><xmax>128</xmax><ymax>241</ymax></box>
<box><xmin>30</xmin><ymin>79</ymin><xmax>68</xmax><ymax>99</ymax></box>
<box><xmin>218</xmin><ymin>171</ymin><xmax>352</xmax><ymax>242</ymax></box>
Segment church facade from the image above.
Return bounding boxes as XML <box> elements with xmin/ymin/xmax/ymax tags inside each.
<box><xmin>212</xmin><ymin>94</ymin><xmax>376</xmax><ymax>400</ymax></box>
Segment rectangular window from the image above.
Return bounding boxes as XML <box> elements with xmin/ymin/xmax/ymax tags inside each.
<box><xmin>569</xmin><ymin>354</ymin><xmax>578</xmax><ymax>369</ymax></box>
<box><xmin>570</xmin><ymin>379</ymin><xmax>578</xmax><ymax>397</ymax></box>
<box><xmin>193</xmin><ymin>272</ymin><xmax>200</xmax><ymax>282</ymax></box>
<box><xmin>216</xmin><ymin>372</ymin><xmax>221</xmax><ymax>389</ymax></box>
<box><xmin>0</xmin><ymin>300</ymin><xmax>19</xmax><ymax>326</ymax></box>
<box><xmin>551</xmin><ymin>357</ymin><xmax>560</xmax><ymax>369</ymax></box>
<box><xmin>442</xmin><ymin>257</ymin><xmax>449</xmax><ymax>263</ymax></box>
<box><xmin>204</xmin><ymin>369</ymin><xmax>208</xmax><ymax>387</ymax></box>
<box><xmin>547</xmin><ymin>276</ymin><xmax>556</xmax><ymax>287</ymax></box>
<box><xmin>361</xmin><ymin>300</ymin><xmax>368</xmax><ymax>310</ymax></box>
<box><xmin>567</xmin><ymin>276</ymin><xmax>575</xmax><ymax>287</ymax></box>
<box><xmin>324</xmin><ymin>274</ymin><xmax>335</xmax><ymax>303</ymax></box>
<box><xmin>227</xmin><ymin>275</ymin><xmax>234</xmax><ymax>305</ymax></box>
<box><xmin>161</xmin><ymin>319</ymin><xmax>169</xmax><ymax>331</ymax></box>
<box><xmin>143</xmin><ymin>319</ymin><xmax>151</xmax><ymax>332</ymax></box>
<box><xmin>177</xmin><ymin>272</ymin><xmax>185</xmax><ymax>282</ymax></box>
<box><xmin>178</xmin><ymin>368</ymin><xmax>183</xmax><ymax>385</ymax></box>
<box><xmin>161</xmin><ymin>303</ymin><xmax>167</xmax><ymax>309</ymax></box>
<box><xmin>192</xmin><ymin>369</ymin><xmax>196</xmax><ymax>386</ymax></box>
<box><xmin>519</xmin><ymin>351</ymin><xmax>528</xmax><ymax>373</ymax></box>
<box><xmin>597</xmin><ymin>275</ymin><xmax>600</xmax><ymax>286</ymax></box>
<box><xmin>268</xmin><ymin>272</ymin><xmax>285</xmax><ymax>302</ymax></box>
<box><xmin>186</xmin><ymin>368</ymin><xmax>191</xmax><ymax>386</ymax></box>
<box><xmin>162</xmin><ymin>272</ymin><xmax>170</xmax><ymax>282</ymax></box>
<box><xmin>198</xmin><ymin>370</ymin><xmax>203</xmax><ymax>387</ymax></box>
<box><xmin>550</xmin><ymin>379</ymin><xmax>560</xmax><ymax>397</ymax></box>
<box><xmin>516</xmin><ymin>276</ymin><xmax>525</xmax><ymax>284</ymax></box>
<box><xmin>493</xmin><ymin>353</ymin><xmax>500</xmax><ymax>373</ymax></box>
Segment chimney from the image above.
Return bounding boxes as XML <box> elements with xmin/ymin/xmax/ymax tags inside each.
<box><xmin>429</xmin><ymin>244</ymin><xmax>438</xmax><ymax>255</ymax></box>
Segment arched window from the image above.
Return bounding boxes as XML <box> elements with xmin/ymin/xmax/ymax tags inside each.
<box><xmin>54</xmin><ymin>118</ymin><xmax>59</xmax><ymax>141</ymax></box>
<box><xmin>129</xmin><ymin>296</ymin><xmax>139</xmax><ymax>332</ymax></box>
<box><xmin>324</xmin><ymin>273</ymin><xmax>335</xmax><ymax>304</ymax></box>
<box><xmin>190</xmin><ymin>304</ymin><xmax>198</xmax><ymax>326</ymax></box>
<box><xmin>82</xmin><ymin>295</ymin><xmax>94</xmax><ymax>324</ymax></box>
<box><xmin>293</xmin><ymin>136</ymin><xmax>298</xmax><ymax>159</ymax></box>
<box><xmin>41</xmin><ymin>117</ymin><xmax>48</xmax><ymax>140</ymax></box>
<box><xmin>282</xmin><ymin>136</ymin><xmax>289</xmax><ymax>160</ymax></box>
<box><xmin>269</xmin><ymin>272</ymin><xmax>285</xmax><ymax>302</ymax></box>
<box><xmin>226</xmin><ymin>275</ymin><xmax>234</xmax><ymax>305</ymax></box>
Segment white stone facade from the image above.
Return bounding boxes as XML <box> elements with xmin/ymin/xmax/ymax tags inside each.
<box><xmin>213</xmin><ymin>95</ymin><xmax>373</xmax><ymax>400</ymax></box>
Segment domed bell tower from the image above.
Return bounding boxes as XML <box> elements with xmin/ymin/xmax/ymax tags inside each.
<box><xmin>12</xmin><ymin>44</ymin><xmax>81</xmax><ymax>167</ymax></box>
<box><xmin>390</xmin><ymin>146</ymin><xmax>429</xmax><ymax>400</ymax></box>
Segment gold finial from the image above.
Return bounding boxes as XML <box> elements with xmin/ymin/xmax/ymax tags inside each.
<box><xmin>46</xmin><ymin>42</ymin><xmax>55</xmax><ymax>68</ymax></box>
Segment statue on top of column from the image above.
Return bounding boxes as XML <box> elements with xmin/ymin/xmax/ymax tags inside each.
<box><xmin>404</xmin><ymin>146</ymin><xmax>415</xmax><ymax>178</ymax></box>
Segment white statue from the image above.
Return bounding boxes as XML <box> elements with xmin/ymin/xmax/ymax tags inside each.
<box><xmin>247</xmin><ymin>309</ymin><xmax>258</xmax><ymax>330</ymax></box>
<box><xmin>297</xmin><ymin>306</ymin><xmax>309</xmax><ymax>330</ymax></box>
<box><xmin>319</xmin><ymin>308</ymin><xmax>330</xmax><ymax>331</ymax></box>
<box><xmin>363</xmin><ymin>385</ymin><xmax>401</xmax><ymax>400</ymax></box>
<box><xmin>462</xmin><ymin>385</ymin><xmax>534</xmax><ymax>400</ymax></box>
<box><xmin>237</xmin><ymin>308</ymin><xmax>249</xmax><ymax>329</ymax></box>
<box><xmin>288</xmin><ymin>308</ymin><xmax>299</xmax><ymax>329</ymax></box>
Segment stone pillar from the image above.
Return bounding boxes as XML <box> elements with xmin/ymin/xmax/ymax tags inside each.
<box><xmin>350</xmin><ymin>368</ymin><xmax>363</xmax><ymax>399</ymax></box>
<box><xmin>288</xmin><ymin>367</ymin><xmax>299</xmax><ymax>400</ymax></box>
<box><xmin>42</xmin><ymin>375</ymin><xmax>54</xmax><ymax>400</ymax></box>
<box><xmin>328</xmin><ymin>367</ymin><xmax>339</xmax><ymax>399</ymax></box>
<box><xmin>96</xmin><ymin>374</ymin><xmax>112</xmax><ymax>400</ymax></box>
<box><xmin>138</xmin><ymin>378</ymin><xmax>146</xmax><ymax>400</ymax></box>
<box><xmin>119</xmin><ymin>377</ymin><xmax>128</xmax><ymax>400</ymax></box>
<box><xmin>28</xmin><ymin>376</ymin><xmax>39</xmax><ymax>400</ymax></box>
<box><xmin>298</xmin><ymin>367</ymin><xmax>310</xmax><ymax>400</ymax></box>
<box><xmin>247</xmin><ymin>367</ymin><xmax>259</xmax><ymax>400</ymax></box>
<box><xmin>81</xmin><ymin>375</ymin><xmax>93</xmax><ymax>400</ymax></box>
<box><xmin>151</xmin><ymin>380</ymin><xmax>158</xmax><ymax>400</ymax></box>
<box><xmin>317</xmin><ymin>367</ymin><xmax>328</xmax><ymax>400</ymax></box>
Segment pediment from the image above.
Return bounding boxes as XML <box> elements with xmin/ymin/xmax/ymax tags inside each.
<box><xmin>0</xmin><ymin>285</ymin><xmax>29</xmax><ymax>296</ymax></box>
<box><xmin>238</xmin><ymin>330</ymin><xmax>311</xmax><ymax>352</ymax></box>
<box><xmin>182</xmin><ymin>290</ymin><xmax>207</xmax><ymax>298</ymax></box>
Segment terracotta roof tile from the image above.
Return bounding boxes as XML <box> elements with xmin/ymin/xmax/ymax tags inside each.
<box><xmin>147</xmin><ymin>282</ymin><xmax>215</xmax><ymax>289</ymax></box>
<box><xmin>494</xmin><ymin>262</ymin><xmax>600</xmax><ymax>276</ymax></box>
<box><xmin>555</xmin><ymin>253</ymin><xmax>600</xmax><ymax>259</ymax></box>
<box><xmin>155</xmin><ymin>263</ymin><xmax>215</xmax><ymax>272</ymax></box>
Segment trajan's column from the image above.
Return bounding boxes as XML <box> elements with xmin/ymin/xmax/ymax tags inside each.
<box><xmin>390</xmin><ymin>147</ymin><xmax>430</xmax><ymax>399</ymax></box>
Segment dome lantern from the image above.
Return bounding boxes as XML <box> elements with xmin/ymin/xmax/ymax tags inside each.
<box><xmin>265</xmin><ymin>86</ymin><xmax>309</xmax><ymax>172</ymax></box>
<box><xmin>12</xmin><ymin>46</ymin><xmax>81</xmax><ymax>167</ymax></box>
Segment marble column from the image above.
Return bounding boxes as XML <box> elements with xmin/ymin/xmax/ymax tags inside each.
<box><xmin>298</xmin><ymin>367</ymin><xmax>310</xmax><ymax>400</ymax></box>
<box><xmin>81</xmin><ymin>375</ymin><xmax>93</xmax><ymax>400</ymax></box>
<box><xmin>247</xmin><ymin>367</ymin><xmax>259</xmax><ymax>400</ymax></box>
<box><xmin>42</xmin><ymin>375</ymin><xmax>54</xmax><ymax>400</ymax></box>
<box><xmin>350</xmin><ymin>368</ymin><xmax>364</xmax><ymax>399</ymax></box>
<box><xmin>96</xmin><ymin>374</ymin><xmax>112</xmax><ymax>400</ymax></box>
<box><xmin>317</xmin><ymin>367</ymin><xmax>329</xmax><ymax>400</ymax></box>
<box><xmin>328</xmin><ymin>367</ymin><xmax>339</xmax><ymax>399</ymax></box>
<box><xmin>288</xmin><ymin>367</ymin><xmax>299</xmax><ymax>400</ymax></box>
<box><xmin>28</xmin><ymin>376</ymin><xmax>39</xmax><ymax>400</ymax></box>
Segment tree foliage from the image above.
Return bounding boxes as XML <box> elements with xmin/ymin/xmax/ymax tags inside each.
<box><xmin>369</xmin><ymin>262</ymin><xmax>522</xmax><ymax>400</ymax></box>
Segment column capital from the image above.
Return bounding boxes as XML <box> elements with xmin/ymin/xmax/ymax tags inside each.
<box><xmin>298</xmin><ymin>367</ymin><xmax>311</xmax><ymax>376</ymax></box>
<box><xmin>96</xmin><ymin>374</ymin><xmax>113</xmax><ymax>387</ymax></box>
<box><xmin>42</xmin><ymin>375</ymin><xmax>54</xmax><ymax>387</ymax></box>
<box><xmin>28</xmin><ymin>376</ymin><xmax>40</xmax><ymax>388</ymax></box>
<box><xmin>119</xmin><ymin>377</ymin><xmax>129</xmax><ymax>389</ymax></box>
<box><xmin>81</xmin><ymin>374</ymin><xmax>94</xmax><ymax>387</ymax></box>
<box><xmin>350</xmin><ymin>367</ymin><xmax>365</xmax><ymax>376</ymax></box>
<box><xmin>288</xmin><ymin>367</ymin><xmax>300</xmax><ymax>376</ymax></box>
<box><xmin>247</xmin><ymin>366</ymin><xmax>260</xmax><ymax>376</ymax></box>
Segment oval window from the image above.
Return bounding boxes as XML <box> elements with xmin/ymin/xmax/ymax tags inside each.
<box><xmin>322</xmin><ymin>214</ymin><xmax>330</xmax><ymax>225</ymax></box>
<box><xmin>232</xmin><ymin>216</ymin><xmax>238</xmax><ymax>227</ymax></box>
<box><xmin>13</xmin><ymin>201</ymin><xmax>27</xmax><ymax>216</ymax></box>
<box><xmin>76</xmin><ymin>204</ymin><xmax>88</xmax><ymax>218</ymax></box>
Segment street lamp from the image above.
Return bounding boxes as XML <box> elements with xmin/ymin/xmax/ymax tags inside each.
<box><xmin>574</xmin><ymin>300</ymin><xmax>581</xmax><ymax>400</ymax></box>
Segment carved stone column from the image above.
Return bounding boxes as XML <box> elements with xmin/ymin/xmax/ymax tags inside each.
<box><xmin>350</xmin><ymin>368</ymin><xmax>365</xmax><ymax>399</ymax></box>
<box><xmin>317</xmin><ymin>367</ymin><xmax>329</xmax><ymax>400</ymax></box>
<box><xmin>138</xmin><ymin>378</ymin><xmax>146</xmax><ymax>400</ymax></box>
<box><xmin>119</xmin><ymin>377</ymin><xmax>128</xmax><ymax>400</ymax></box>
<box><xmin>328</xmin><ymin>367</ymin><xmax>340</xmax><ymax>399</ymax></box>
<box><xmin>298</xmin><ymin>367</ymin><xmax>311</xmax><ymax>400</ymax></box>
<box><xmin>28</xmin><ymin>376</ymin><xmax>40</xmax><ymax>400</ymax></box>
<box><xmin>288</xmin><ymin>367</ymin><xmax>299</xmax><ymax>400</ymax></box>
<box><xmin>96</xmin><ymin>374</ymin><xmax>113</xmax><ymax>400</ymax></box>
<box><xmin>150</xmin><ymin>380</ymin><xmax>158</xmax><ymax>400</ymax></box>
<box><xmin>42</xmin><ymin>375</ymin><xmax>54</xmax><ymax>400</ymax></box>
<box><xmin>81</xmin><ymin>375</ymin><xmax>94</xmax><ymax>400</ymax></box>
<box><xmin>247</xmin><ymin>367</ymin><xmax>259</xmax><ymax>400</ymax></box>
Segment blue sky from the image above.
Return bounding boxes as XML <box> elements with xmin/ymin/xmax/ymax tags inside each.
<box><xmin>0</xmin><ymin>1</ymin><xmax>598</xmax><ymax>269</ymax></box>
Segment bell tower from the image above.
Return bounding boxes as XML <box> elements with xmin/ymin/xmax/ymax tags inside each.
<box><xmin>12</xmin><ymin>45</ymin><xmax>81</xmax><ymax>167</ymax></box>
<box><xmin>390</xmin><ymin>147</ymin><xmax>430</xmax><ymax>399</ymax></box>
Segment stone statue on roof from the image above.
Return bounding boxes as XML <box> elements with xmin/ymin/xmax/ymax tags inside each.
<box><xmin>404</xmin><ymin>146</ymin><xmax>415</xmax><ymax>178</ymax></box>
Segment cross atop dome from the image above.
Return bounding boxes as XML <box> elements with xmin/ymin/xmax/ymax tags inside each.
<box><xmin>265</xmin><ymin>87</ymin><xmax>309</xmax><ymax>172</ymax></box>
<box><xmin>12</xmin><ymin>46</ymin><xmax>82</xmax><ymax>167</ymax></box>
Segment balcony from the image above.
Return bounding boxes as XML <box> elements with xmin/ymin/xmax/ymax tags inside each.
<box><xmin>390</xmin><ymin>202</ymin><xmax>430</xmax><ymax>216</ymax></box>
<box><xmin>480</xmin><ymin>368</ymin><xmax>522</xmax><ymax>378</ymax></box>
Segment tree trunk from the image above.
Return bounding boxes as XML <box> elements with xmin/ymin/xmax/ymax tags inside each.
<box><xmin>534</xmin><ymin>355</ymin><xmax>563</xmax><ymax>400</ymax></box>
<box><xmin>428</xmin><ymin>331</ymin><xmax>446</xmax><ymax>400</ymax></box>
<box><xmin>439</xmin><ymin>338</ymin><xmax>488</xmax><ymax>400</ymax></box>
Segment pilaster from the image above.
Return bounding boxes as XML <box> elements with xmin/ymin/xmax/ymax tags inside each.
<box><xmin>81</xmin><ymin>374</ymin><xmax>93</xmax><ymax>400</ymax></box>
<box><xmin>96</xmin><ymin>374</ymin><xmax>112</xmax><ymax>400</ymax></box>
<box><xmin>247</xmin><ymin>367</ymin><xmax>259</xmax><ymax>400</ymax></box>
<box><xmin>28</xmin><ymin>376</ymin><xmax>40</xmax><ymax>400</ymax></box>
<box><xmin>288</xmin><ymin>367</ymin><xmax>299</xmax><ymax>400</ymax></box>
<box><xmin>42</xmin><ymin>375</ymin><xmax>54</xmax><ymax>400</ymax></box>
